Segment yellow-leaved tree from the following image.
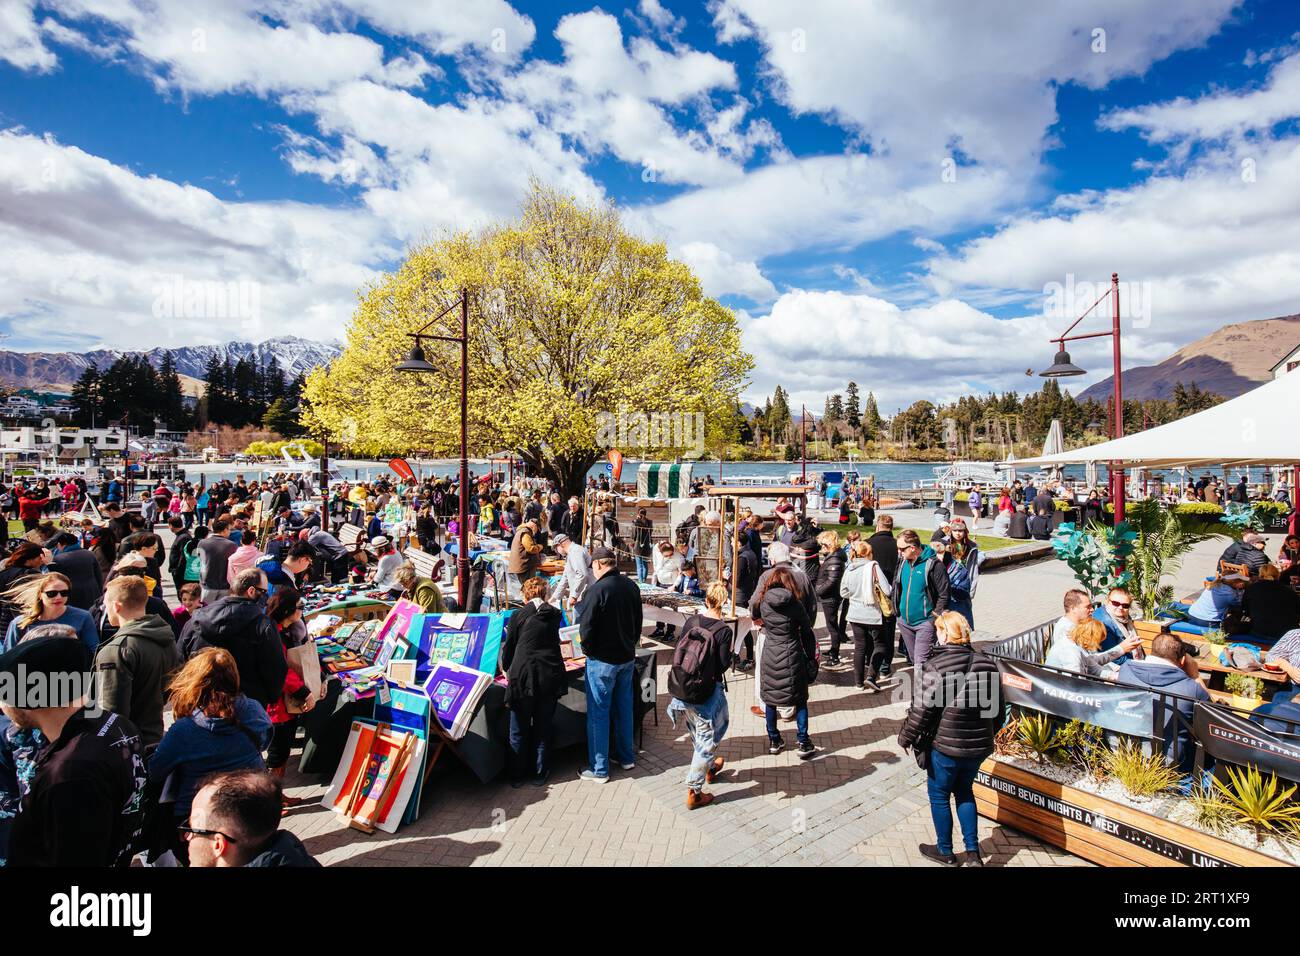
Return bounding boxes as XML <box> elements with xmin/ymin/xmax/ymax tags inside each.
<box><xmin>303</xmin><ymin>183</ymin><xmax>753</xmax><ymax>495</ymax></box>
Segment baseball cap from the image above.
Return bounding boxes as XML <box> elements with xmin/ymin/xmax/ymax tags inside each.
<box><xmin>552</xmin><ymin>533</ymin><xmax>570</xmax><ymax>546</ymax></box>
<box><xmin>590</xmin><ymin>547</ymin><xmax>617</xmax><ymax>561</ymax></box>
<box><xmin>0</xmin><ymin>636</ymin><xmax>92</xmax><ymax>707</ymax></box>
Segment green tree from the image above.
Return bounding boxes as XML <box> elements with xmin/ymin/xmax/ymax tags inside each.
<box><xmin>844</xmin><ymin>381</ymin><xmax>861</xmax><ymax>429</ymax></box>
<box><xmin>71</xmin><ymin>366</ymin><xmax>104</xmax><ymax>427</ymax></box>
<box><xmin>304</xmin><ymin>182</ymin><xmax>752</xmax><ymax>495</ymax></box>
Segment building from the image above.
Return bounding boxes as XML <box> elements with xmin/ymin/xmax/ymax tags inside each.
<box><xmin>0</xmin><ymin>426</ymin><xmax>128</xmax><ymax>458</ymax></box>
<box><xmin>1271</xmin><ymin>342</ymin><xmax>1300</xmax><ymax>379</ymax></box>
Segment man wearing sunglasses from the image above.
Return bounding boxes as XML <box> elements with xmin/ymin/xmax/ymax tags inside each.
<box><xmin>92</xmin><ymin>576</ymin><xmax>182</xmax><ymax>748</ymax></box>
<box><xmin>1092</xmin><ymin>586</ymin><xmax>1144</xmax><ymax>664</ymax></box>
<box><xmin>184</xmin><ymin>770</ymin><xmax>318</xmax><ymax>867</ymax></box>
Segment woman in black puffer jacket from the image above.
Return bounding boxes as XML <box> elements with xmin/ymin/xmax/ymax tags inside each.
<box><xmin>755</xmin><ymin>567</ymin><xmax>818</xmax><ymax>760</ymax></box>
<box><xmin>814</xmin><ymin>531</ymin><xmax>847</xmax><ymax>666</ymax></box>
<box><xmin>897</xmin><ymin>611</ymin><xmax>1002</xmax><ymax>867</ymax></box>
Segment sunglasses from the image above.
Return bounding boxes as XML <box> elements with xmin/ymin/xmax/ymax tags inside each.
<box><xmin>177</xmin><ymin>822</ymin><xmax>239</xmax><ymax>844</ymax></box>
<box><xmin>1110</xmin><ymin>600</ymin><xmax>1132</xmax><ymax>609</ymax></box>
<box><xmin>43</xmin><ymin>589</ymin><xmax>70</xmax><ymax>599</ymax></box>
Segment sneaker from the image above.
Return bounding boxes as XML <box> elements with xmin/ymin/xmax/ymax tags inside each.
<box><xmin>579</xmin><ymin>770</ymin><xmax>609</xmax><ymax>784</ymax></box>
<box><xmin>862</xmin><ymin>677</ymin><xmax>883</xmax><ymax>693</ymax></box>
<box><xmin>686</xmin><ymin>789</ymin><xmax>715</xmax><ymax>810</ymax></box>
<box><xmin>510</xmin><ymin>779</ymin><xmax>526</xmax><ymax>790</ymax></box>
<box><xmin>768</xmin><ymin>738</ymin><xmax>786</xmax><ymax>756</ymax></box>
<box><xmin>919</xmin><ymin>843</ymin><xmax>958</xmax><ymax>866</ymax></box>
<box><xmin>826</xmin><ymin>654</ymin><xmax>842</xmax><ymax>666</ymax></box>
<box><xmin>619</xmin><ymin>761</ymin><xmax>636</xmax><ymax>771</ymax></box>
<box><xmin>797</xmin><ymin>739</ymin><xmax>816</xmax><ymax>760</ymax></box>
<box><xmin>960</xmin><ymin>850</ymin><xmax>984</xmax><ymax>867</ymax></box>
<box><xmin>706</xmin><ymin>756</ymin><xmax>725</xmax><ymax>783</ymax></box>
<box><xmin>530</xmin><ymin>771</ymin><xmax>551</xmax><ymax>788</ymax></box>
<box><xmin>750</xmin><ymin>705</ymin><xmax>765</xmax><ymax>718</ymax></box>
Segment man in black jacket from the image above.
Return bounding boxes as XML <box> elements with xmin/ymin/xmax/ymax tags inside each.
<box><xmin>1</xmin><ymin>635</ymin><xmax>145</xmax><ymax>867</ymax></box>
<box><xmin>167</xmin><ymin>515</ymin><xmax>191</xmax><ymax>599</ymax></box>
<box><xmin>576</xmin><ymin>547</ymin><xmax>642</xmax><ymax>783</ymax></box>
<box><xmin>186</xmin><ymin>770</ymin><xmax>319</xmax><ymax>867</ymax></box>
<box><xmin>49</xmin><ymin>532</ymin><xmax>105</xmax><ymax>610</ymax></box>
<box><xmin>868</xmin><ymin>516</ymin><xmax>901</xmax><ymax>675</ymax></box>
<box><xmin>180</xmin><ymin>568</ymin><xmax>287</xmax><ymax>708</ymax></box>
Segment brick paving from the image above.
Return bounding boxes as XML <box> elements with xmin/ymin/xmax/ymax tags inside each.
<box><xmin>166</xmin><ymin>521</ymin><xmax>1266</xmax><ymax>867</ymax></box>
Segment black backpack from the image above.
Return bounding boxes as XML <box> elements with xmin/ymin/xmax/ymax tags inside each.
<box><xmin>667</xmin><ymin>615</ymin><xmax>731</xmax><ymax>704</ymax></box>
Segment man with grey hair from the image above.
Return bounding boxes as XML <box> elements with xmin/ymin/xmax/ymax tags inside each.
<box><xmin>551</xmin><ymin>534</ymin><xmax>594</xmax><ymax>610</ymax></box>
<box><xmin>179</xmin><ymin>568</ymin><xmax>286</xmax><ymax>708</ymax></box>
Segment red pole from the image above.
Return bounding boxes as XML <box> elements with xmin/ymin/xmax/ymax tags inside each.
<box><xmin>457</xmin><ymin>287</ymin><xmax>470</xmax><ymax>611</ymax></box>
<box><xmin>1112</xmin><ymin>272</ymin><xmax>1125</xmax><ymax>524</ymax></box>
<box><xmin>801</xmin><ymin>404</ymin><xmax>807</xmax><ymax>484</ymax></box>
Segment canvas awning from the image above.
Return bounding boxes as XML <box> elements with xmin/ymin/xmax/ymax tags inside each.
<box><xmin>1010</xmin><ymin>372</ymin><xmax>1300</xmax><ymax>469</ymax></box>
<box><xmin>636</xmin><ymin>462</ymin><xmax>693</xmax><ymax>498</ymax></box>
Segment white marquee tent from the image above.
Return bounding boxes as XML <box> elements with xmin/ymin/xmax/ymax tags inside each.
<box><xmin>1010</xmin><ymin>371</ymin><xmax>1299</xmax><ymax>470</ymax></box>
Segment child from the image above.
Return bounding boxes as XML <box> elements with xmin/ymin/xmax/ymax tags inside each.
<box><xmin>173</xmin><ymin>582</ymin><xmax>204</xmax><ymax>630</ymax></box>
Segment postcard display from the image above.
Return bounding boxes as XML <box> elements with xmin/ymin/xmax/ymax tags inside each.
<box><xmin>317</xmin><ymin>602</ymin><xmax>505</xmax><ymax>831</ymax></box>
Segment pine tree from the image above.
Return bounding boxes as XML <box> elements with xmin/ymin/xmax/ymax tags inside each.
<box><xmin>71</xmin><ymin>366</ymin><xmax>103</xmax><ymax>427</ymax></box>
<box><xmin>862</xmin><ymin>391</ymin><xmax>883</xmax><ymax>440</ymax></box>
<box><xmin>845</xmin><ymin>381</ymin><xmax>861</xmax><ymax>429</ymax></box>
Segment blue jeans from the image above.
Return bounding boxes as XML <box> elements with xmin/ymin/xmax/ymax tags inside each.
<box><xmin>765</xmin><ymin>703</ymin><xmax>809</xmax><ymax>746</ymax></box>
<box><xmin>635</xmin><ymin>556</ymin><xmax>649</xmax><ymax>582</ymax></box>
<box><xmin>926</xmin><ymin>749</ymin><xmax>983</xmax><ymax>855</ymax></box>
<box><xmin>683</xmin><ymin>684</ymin><xmax>730</xmax><ymax>790</ymax></box>
<box><xmin>508</xmin><ymin>695</ymin><xmax>557</xmax><ymax>783</ymax></box>
<box><xmin>585</xmin><ymin>658</ymin><xmax>636</xmax><ymax>777</ymax></box>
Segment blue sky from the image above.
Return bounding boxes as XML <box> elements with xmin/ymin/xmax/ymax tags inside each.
<box><xmin>2</xmin><ymin>0</ymin><xmax>1299</xmax><ymax>413</ymax></box>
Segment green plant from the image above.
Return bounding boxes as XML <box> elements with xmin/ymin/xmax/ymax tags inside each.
<box><xmin>1053</xmin><ymin>498</ymin><xmax>1072</xmax><ymax>511</ymax></box>
<box><xmin>1017</xmin><ymin>712</ymin><xmax>1062</xmax><ymax>763</ymax></box>
<box><xmin>1054</xmin><ymin>719</ymin><xmax>1110</xmax><ymax>779</ymax></box>
<box><xmin>1225</xmin><ymin>674</ymin><xmax>1263</xmax><ymax>700</ymax></box>
<box><xmin>1188</xmin><ymin>785</ymin><xmax>1236</xmax><ymax>836</ymax></box>
<box><xmin>1105</xmin><ymin>741</ymin><xmax>1181</xmax><ymax>798</ymax></box>
<box><xmin>1205</xmin><ymin>628</ymin><xmax>1228</xmax><ymax>645</ymax></box>
<box><xmin>1213</xmin><ymin>766</ymin><xmax>1300</xmax><ymax>844</ymax></box>
<box><xmin>1050</xmin><ymin>520</ymin><xmax>1136</xmax><ymax>597</ymax></box>
<box><xmin>1122</xmin><ymin>501</ymin><xmax>1227</xmax><ymax>617</ymax></box>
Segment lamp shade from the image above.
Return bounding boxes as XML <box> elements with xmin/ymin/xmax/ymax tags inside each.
<box><xmin>396</xmin><ymin>341</ymin><xmax>436</xmax><ymax>373</ymax></box>
<box><xmin>1039</xmin><ymin>348</ymin><xmax>1086</xmax><ymax>378</ymax></box>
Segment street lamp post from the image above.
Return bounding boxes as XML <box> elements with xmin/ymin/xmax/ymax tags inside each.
<box><xmin>396</xmin><ymin>287</ymin><xmax>471</xmax><ymax>611</ymax></box>
<box><xmin>1040</xmin><ymin>272</ymin><xmax>1126</xmax><ymax>524</ymax></box>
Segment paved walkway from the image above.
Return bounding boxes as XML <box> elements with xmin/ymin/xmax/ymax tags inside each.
<box><xmin>168</xmin><ymin>522</ymin><xmax>1272</xmax><ymax>866</ymax></box>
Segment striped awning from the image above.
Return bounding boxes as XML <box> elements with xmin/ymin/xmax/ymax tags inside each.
<box><xmin>636</xmin><ymin>462</ymin><xmax>694</xmax><ymax>498</ymax></box>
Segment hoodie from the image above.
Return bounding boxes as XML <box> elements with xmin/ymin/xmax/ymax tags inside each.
<box><xmin>180</xmin><ymin>598</ymin><xmax>288</xmax><ymax>708</ymax></box>
<box><xmin>93</xmin><ymin>614</ymin><xmax>183</xmax><ymax>747</ymax></box>
<box><xmin>244</xmin><ymin>829</ymin><xmax>321</xmax><ymax>867</ymax></box>
<box><xmin>149</xmin><ymin>696</ymin><xmax>272</xmax><ymax>818</ymax></box>
<box><xmin>1116</xmin><ymin>656</ymin><xmax>1209</xmax><ymax>771</ymax></box>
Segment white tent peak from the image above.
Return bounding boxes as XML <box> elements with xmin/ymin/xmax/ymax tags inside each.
<box><xmin>1008</xmin><ymin>372</ymin><xmax>1299</xmax><ymax>468</ymax></box>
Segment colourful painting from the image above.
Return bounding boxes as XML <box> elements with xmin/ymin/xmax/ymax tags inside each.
<box><xmin>373</xmin><ymin>599</ymin><xmax>423</xmax><ymax>670</ymax></box>
<box><xmin>321</xmin><ymin>719</ymin><xmax>425</xmax><ymax>833</ymax></box>
<box><xmin>405</xmin><ymin>612</ymin><xmax>509</xmax><ymax>681</ymax></box>
<box><xmin>421</xmin><ymin>661</ymin><xmax>492</xmax><ymax>740</ymax></box>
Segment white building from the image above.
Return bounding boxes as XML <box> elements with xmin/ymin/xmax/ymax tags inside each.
<box><xmin>1271</xmin><ymin>342</ymin><xmax>1300</xmax><ymax>379</ymax></box>
<box><xmin>0</xmin><ymin>426</ymin><xmax>128</xmax><ymax>456</ymax></box>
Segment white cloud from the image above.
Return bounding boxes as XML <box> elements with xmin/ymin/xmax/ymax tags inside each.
<box><xmin>637</xmin><ymin>0</ymin><xmax>683</xmax><ymax>37</ymax></box>
<box><xmin>1101</xmin><ymin>49</ymin><xmax>1300</xmax><ymax>145</ymax></box>
<box><xmin>924</xmin><ymin>133</ymin><xmax>1300</xmax><ymax>366</ymax></box>
<box><xmin>0</xmin><ymin>0</ymin><xmax>57</xmax><ymax>71</ymax></box>
<box><xmin>741</xmin><ymin>289</ymin><xmax>1061</xmax><ymax>413</ymax></box>
<box><xmin>713</xmin><ymin>0</ymin><xmax>1241</xmax><ymax>169</ymax></box>
<box><xmin>675</xmin><ymin>241</ymin><xmax>776</xmax><ymax>302</ymax></box>
<box><xmin>0</xmin><ymin>129</ymin><xmax>394</xmax><ymax>349</ymax></box>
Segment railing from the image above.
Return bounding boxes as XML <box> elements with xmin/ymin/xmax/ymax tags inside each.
<box><xmin>985</xmin><ymin>619</ymin><xmax>1300</xmax><ymax>778</ymax></box>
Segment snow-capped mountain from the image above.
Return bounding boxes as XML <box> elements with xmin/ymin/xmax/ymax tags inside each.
<box><xmin>0</xmin><ymin>336</ymin><xmax>342</xmax><ymax>393</ymax></box>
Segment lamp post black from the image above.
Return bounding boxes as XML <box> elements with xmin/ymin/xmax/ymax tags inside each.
<box><xmin>397</xmin><ymin>287</ymin><xmax>471</xmax><ymax>610</ymax></box>
<box><xmin>1040</xmin><ymin>272</ymin><xmax>1125</xmax><ymax>524</ymax></box>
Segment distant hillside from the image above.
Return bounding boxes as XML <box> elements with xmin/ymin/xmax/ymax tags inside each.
<box><xmin>0</xmin><ymin>336</ymin><xmax>340</xmax><ymax>394</ymax></box>
<box><xmin>1078</xmin><ymin>314</ymin><xmax>1300</xmax><ymax>402</ymax></box>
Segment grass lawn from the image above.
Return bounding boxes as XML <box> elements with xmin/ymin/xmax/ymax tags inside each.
<box><xmin>826</xmin><ymin>523</ymin><xmax>1020</xmax><ymax>553</ymax></box>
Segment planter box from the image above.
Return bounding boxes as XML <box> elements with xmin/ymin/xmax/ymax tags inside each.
<box><xmin>974</xmin><ymin>758</ymin><xmax>1292</xmax><ymax>867</ymax></box>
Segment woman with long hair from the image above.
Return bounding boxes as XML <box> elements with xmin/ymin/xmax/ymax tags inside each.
<box><xmin>753</xmin><ymin>565</ymin><xmax>818</xmax><ymax>760</ymax></box>
<box><xmin>667</xmin><ymin>581</ymin><xmax>735</xmax><ymax>809</ymax></box>
<box><xmin>0</xmin><ymin>542</ymin><xmax>45</xmax><ymax>638</ymax></box>
<box><xmin>839</xmin><ymin>539</ymin><xmax>894</xmax><ymax>692</ymax></box>
<box><xmin>945</xmin><ymin>519</ymin><xmax>981</xmax><ymax>628</ymax></box>
<box><xmin>263</xmin><ymin>588</ymin><xmax>315</xmax><ymax>789</ymax></box>
<box><xmin>90</xmin><ymin>525</ymin><xmax>120</xmax><ymax>580</ymax></box>
<box><xmin>1</xmin><ymin>570</ymin><xmax>98</xmax><ymax>653</ymax></box>
<box><xmin>148</xmin><ymin>647</ymin><xmax>272</xmax><ymax>861</ymax></box>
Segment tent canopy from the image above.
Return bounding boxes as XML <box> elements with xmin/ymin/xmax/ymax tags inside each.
<box><xmin>1010</xmin><ymin>372</ymin><xmax>1300</xmax><ymax>469</ymax></box>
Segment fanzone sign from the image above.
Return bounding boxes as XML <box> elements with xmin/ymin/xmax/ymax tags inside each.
<box><xmin>996</xmin><ymin>659</ymin><xmax>1153</xmax><ymax>737</ymax></box>
<box><xmin>977</xmin><ymin>769</ymin><xmax>1236</xmax><ymax>868</ymax></box>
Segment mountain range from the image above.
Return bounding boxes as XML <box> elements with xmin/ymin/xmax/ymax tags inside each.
<box><xmin>1077</xmin><ymin>313</ymin><xmax>1300</xmax><ymax>403</ymax></box>
<box><xmin>0</xmin><ymin>335</ymin><xmax>342</xmax><ymax>396</ymax></box>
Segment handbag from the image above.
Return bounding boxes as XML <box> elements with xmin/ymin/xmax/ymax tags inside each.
<box><xmin>872</xmin><ymin>561</ymin><xmax>895</xmax><ymax>618</ymax></box>
<box><xmin>183</xmin><ymin>543</ymin><xmax>201</xmax><ymax>582</ymax></box>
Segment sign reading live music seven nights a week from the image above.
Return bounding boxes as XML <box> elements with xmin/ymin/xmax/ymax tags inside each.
<box><xmin>976</xmin><ymin>769</ymin><xmax>1238</xmax><ymax>867</ymax></box>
